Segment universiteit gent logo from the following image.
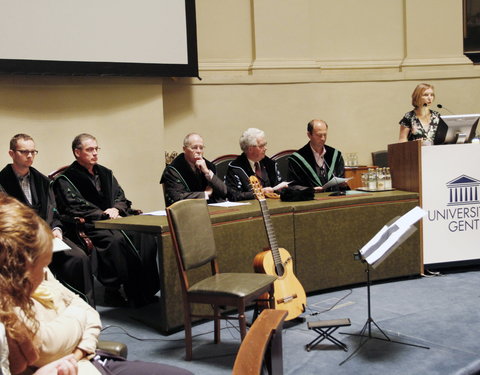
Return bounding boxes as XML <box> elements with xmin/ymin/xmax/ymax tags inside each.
<box><xmin>446</xmin><ymin>175</ymin><xmax>480</xmax><ymax>206</ymax></box>
<box><xmin>427</xmin><ymin>175</ymin><xmax>480</xmax><ymax>232</ymax></box>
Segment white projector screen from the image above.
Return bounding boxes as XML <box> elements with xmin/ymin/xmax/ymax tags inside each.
<box><xmin>0</xmin><ymin>0</ymin><xmax>198</xmax><ymax>77</ymax></box>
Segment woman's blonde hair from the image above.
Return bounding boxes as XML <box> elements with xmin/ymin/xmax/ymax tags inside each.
<box><xmin>0</xmin><ymin>193</ymin><xmax>52</xmax><ymax>347</ymax></box>
<box><xmin>411</xmin><ymin>83</ymin><xmax>435</xmax><ymax>108</ymax></box>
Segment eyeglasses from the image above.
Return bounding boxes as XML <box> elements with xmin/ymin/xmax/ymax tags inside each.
<box><xmin>15</xmin><ymin>149</ymin><xmax>39</xmax><ymax>156</ymax></box>
<box><xmin>255</xmin><ymin>143</ymin><xmax>267</xmax><ymax>149</ymax></box>
<box><xmin>187</xmin><ymin>145</ymin><xmax>205</xmax><ymax>151</ymax></box>
<box><xmin>82</xmin><ymin>147</ymin><xmax>101</xmax><ymax>153</ymax></box>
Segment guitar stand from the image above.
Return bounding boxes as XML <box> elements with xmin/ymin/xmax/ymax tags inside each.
<box><xmin>305</xmin><ymin>318</ymin><xmax>351</xmax><ymax>352</ymax></box>
<box><xmin>339</xmin><ymin>259</ymin><xmax>429</xmax><ymax>366</ymax></box>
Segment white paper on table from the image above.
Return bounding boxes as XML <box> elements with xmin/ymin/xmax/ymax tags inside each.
<box><xmin>142</xmin><ymin>210</ymin><xmax>167</xmax><ymax>216</ymax></box>
<box><xmin>273</xmin><ymin>181</ymin><xmax>292</xmax><ymax>191</ymax></box>
<box><xmin>322</xmin><ymin>176</ymin><xmax>352</xmax><ymax>190</ymax></box>
<box><xmin>208</xmin><ymin>201</ymin><xmax>250</xmax><ymax>207</ymax></box>
<box><xmin>53</xmin><ymin>238</ymin><xmax>71</xmax><ymax>252</ymax></box>
<box><xmin>359</xmin><ymin>206</ymin><xmax>426</xmax><ymax>268</ymax></box>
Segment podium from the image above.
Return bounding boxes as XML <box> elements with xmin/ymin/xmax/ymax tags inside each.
<box><xmin>388</xmin><ymin>141</ymin><xmax>480</xmax><ymax>266</ymax></box>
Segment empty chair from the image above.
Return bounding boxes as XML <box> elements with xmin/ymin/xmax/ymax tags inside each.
<box><xmin>371</xmin><ymin>150</ymin><xmax>388</xmax><ymax>168</ymax></box>
<box><xmin>166</xmin><ymin>199</ymin><xmax>276</xmax><ymax>360</ymax></box>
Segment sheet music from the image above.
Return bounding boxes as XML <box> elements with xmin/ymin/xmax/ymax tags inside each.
<box><xmin>360</xmin><ymin>206</ymin><xmax>426</xmax><ymax>268</ymax></box>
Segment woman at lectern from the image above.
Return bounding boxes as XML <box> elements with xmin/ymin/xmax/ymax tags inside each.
<box><xmin>398</xmin><ymin>83</ymin><xmax>441</xmax><ymax>145</ymax></box>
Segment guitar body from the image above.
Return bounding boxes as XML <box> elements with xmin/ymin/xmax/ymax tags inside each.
<box><xmin>254</xmin><ymin>247</ymin><xmax>306</xmax><ymax>321</ymax></box>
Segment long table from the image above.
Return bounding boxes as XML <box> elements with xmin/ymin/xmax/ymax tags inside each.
<box><xmin>95</xmin><ymin>190</ymin><xmax>420</xmax><ymax>333</ymax></box>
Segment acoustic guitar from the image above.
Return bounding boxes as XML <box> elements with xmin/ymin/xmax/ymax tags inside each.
<box><xmin>249</xmin><ymin>175</ymin><xmax>306</xmax><ymax>320</ymax></box>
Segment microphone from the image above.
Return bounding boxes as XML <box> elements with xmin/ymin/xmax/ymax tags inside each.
<box><xmin>437</xmin><ymin>104</ymin><xmax>455</xmax><ymax>115</ymax></box>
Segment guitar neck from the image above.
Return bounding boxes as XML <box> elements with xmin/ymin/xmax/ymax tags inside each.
<box><xmin>258</xmin><ymin>199</ymin><xmax>282</xmax><ymax>266</ymax></box>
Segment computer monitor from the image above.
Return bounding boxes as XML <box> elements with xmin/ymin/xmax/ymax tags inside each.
<box><xmin>433</xmin><ymin>114</ymin><xmax>480</xmax><ymax>145</ymax></box>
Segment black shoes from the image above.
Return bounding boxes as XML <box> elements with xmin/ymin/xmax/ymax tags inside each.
<box><xmin>104</xmin><ymin>287</ymin><xmax>128</xmax><ymax>307</ymax></box>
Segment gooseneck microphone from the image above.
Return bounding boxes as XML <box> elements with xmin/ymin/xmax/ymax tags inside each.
<box><xmin>437</xmin><ymin>104</ymin><xmax>455</xmax><ymax>115</ymax></box>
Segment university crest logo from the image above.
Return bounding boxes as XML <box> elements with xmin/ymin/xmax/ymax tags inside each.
<box><xmin>446</xmin><ymin>175</ymin><xmax>480</xmax><ymax>206</ymax></box>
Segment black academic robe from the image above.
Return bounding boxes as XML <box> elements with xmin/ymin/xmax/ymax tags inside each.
<box><xmin>53</xmin><ymin>161</ymin><xmax>159</xmax><ymax>306</ymax></box>
<box><xmin>225</xmin><ymin>153</ymin><xmax>282</xmax><ymax>201</ymax></box>
<box><xmin>160</xmin><ymin>153</ymin><xmax>227</xmax><ymax>207</ymax></box>
<box><xmin>288</xmin><ymin>143</ymin><xmax>346</xmax><ymax>192</ymax></box>
<box><xmin>0</xmin><ymin>164</ymin><xmax>94</xmax><ymax>305</ymax></box>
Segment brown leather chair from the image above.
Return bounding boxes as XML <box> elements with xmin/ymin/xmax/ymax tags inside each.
<box><xmin>371</xmin><ymin>150</ymin><xmax>388</xmax><ymax>168</ymax></box>
<box><xmin>271</xmin><ymin>149</ymin><xmax>296</xmax><ymax>180</ymax></box>
<box><xmin>212</xmin><ymin>154</ymin><xmax>238</xmax><ymax>182</ymax></box>
<box><xmin>166</xmin><ymin>199</ymin><xmax>277</xmax><ymax>361</ymax></box>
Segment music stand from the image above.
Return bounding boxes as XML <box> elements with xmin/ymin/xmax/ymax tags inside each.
<box><xmin>339</xmin><ymin>206</ymin><xmax>430</xmax><ymax>366</ymax></box>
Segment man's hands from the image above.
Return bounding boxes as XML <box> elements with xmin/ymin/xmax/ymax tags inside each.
<box><xmin>104</xmin><ymin>207</ymin><xmax>120</xmax><ymax>219</ymax></box>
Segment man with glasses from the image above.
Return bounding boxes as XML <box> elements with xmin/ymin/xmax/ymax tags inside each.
<box><xmin>225</xmin><ymin>128</ymin><xmax>285</xmax><ymax>201</ymax></box>
<box><xmin>0</xmin><ymin>133</ymin><xmax>94</xmax><ymax>306</ymax></box>
<box><xmin>160</xmin><ymin>132</ymin><xmax>227</xmax><ymax>206</ymax></box>
<box><xmin>52</xmin><ymin>133</ymin><xmax>160</xmax><ymax>307</ymax></box>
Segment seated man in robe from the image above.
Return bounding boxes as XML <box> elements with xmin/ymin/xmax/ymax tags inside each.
<box><xmin>0</xmin><ymin>133</ymin><xmax>94</xmax><ymax>306</ymax></box>
<box><xmin>160</xmin><ymin>133</ymin><xmax>227</xmax><ymax>207</ymax></box>
<box><xmin>52</xmin><ymin>133</ymin><xmax>159</xmax><ymax>307</ymax></box>
<box><xmin>288</xmin><ymin>119</ymin><xmax>347</xmax><ymax>193</ymax></box>
<box><xmin>225</xmin><ymin>128</ymin><xmax>285</xmax><ymax>201</ymax></box>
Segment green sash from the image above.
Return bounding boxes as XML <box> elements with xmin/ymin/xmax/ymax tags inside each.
<box><xmin>290</xmin><ymin>149</ymin><xmax>339</xmax><ymax>186</ymax></box>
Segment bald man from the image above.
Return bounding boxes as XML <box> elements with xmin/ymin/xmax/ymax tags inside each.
<box><xmin>288</xmin><ymin>119</ymin><xmax>347</xmax><ymax>193</ymax></box>
<box><xmin>160</xmin><ymin>133</ymin><xmax>227</xmax><ymax>206</ymax></box>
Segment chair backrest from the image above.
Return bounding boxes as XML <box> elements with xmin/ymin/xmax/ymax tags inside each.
<box><xmin>48</xmin><ymin>165</ymin><xmax>69</xmax><ymax>180</ymax></box>
<box><xmin>166</xmin><ymin>199</ymin><xmax>217</xmax><ymax>271</ymax></box>
<box><xmin>212</xmin><ymin>154</ymin><xmax>238</xmax><ymax>182</ymax></box>
<box><xmin>271</xmin><ymin>149</ymin><xmax>296</xmax><ymax>180</ymax></box>
<box><xmin>232</xmin><ymin>309</ymin><xmax>288</xmax><ymax>375</ymax></box>
<box><xmin>371</xmin><ymin>150</ymin><xmax>388</xmax><ymax>168</ymax></box>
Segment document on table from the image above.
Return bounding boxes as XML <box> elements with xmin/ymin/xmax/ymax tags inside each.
<box><xmin>53</xmin><ymin>238</ymin><xmax>71</xmax><ymax>252</ymax></box>
<box><xmin>208</xmin><ymin>201</ymin><xmax>250</xmax><ymax>207</ymax></box>
<box><xmin>142</xmin><ymin>210</ymin><xmax>167</xmax><ymax>216</ymax></box>
<box><xmin>359</xmin><ymin>206</ymin><xmax>426</xmax><ymax>268</ymax></box>
<box><xmin>322</xmin><ymin>176</ymin><xmax>352</xmax><ymax>190</ymax></box>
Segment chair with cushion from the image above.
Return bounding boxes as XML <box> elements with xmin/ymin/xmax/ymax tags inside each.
<box><xmin>371</xmin><ymin>150</ymin><xmax>388</xmax><ymax>168</ymax></box>
<box><xmin>271</xmin><ymin>150</ymin><xmax>296</xmax><ymax>180</ymax></box>
<box><xmin>212</xmin><ymin>154</ymin><xmax>238</xmax><ymax>182</ymax></box>
<box><xmin>166</xmin><ymin>199</ymin><xmax>277</xmax><ymax>361</ymax></box>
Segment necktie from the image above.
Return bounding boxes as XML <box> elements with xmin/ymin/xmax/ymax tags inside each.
<box><xmin>255</xmin><ymin>162</ymin><xmax>262</xmax><ymax>179</ymax></box>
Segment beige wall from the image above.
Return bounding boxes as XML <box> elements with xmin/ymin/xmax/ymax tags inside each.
<box><xmin>1</xmin><ymin>0</ymin><xmax>480</xmax><ymax>209</ymax></box>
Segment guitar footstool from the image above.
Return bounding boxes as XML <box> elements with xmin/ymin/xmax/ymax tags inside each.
<box><xmin>305</xmin><ymin>318</ymin><xmax>351</xmax><ymax>352</ymax></box>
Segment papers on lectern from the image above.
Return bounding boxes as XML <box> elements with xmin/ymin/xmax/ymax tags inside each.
<box><xmin>359</xmin><ymin>206</ymin><xmax>426</xmax><ymax>268</ymax></box>
<box><xmin>53</xmin><ymin>238</ymin><xmax>71</xmax><ymax>252</ymax></box>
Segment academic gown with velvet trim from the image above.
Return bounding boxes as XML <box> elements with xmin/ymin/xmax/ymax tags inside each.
<box><xmin>160</xmin><ymin>153</ymin><xmax>227</xmax><ymax>207</ymax></box>
<box><xmin>288</xmin><ymin>143</ymin><xmax>346</xmax><ymax>192</ymax></box>
<box><xmin>52</xmin><ymin>161</ymin><xmax>159</xmax><ymax>305</ymax></box>
<box><xmin>225</xmin><ymin>153</ymin><xmax>283</xmax><ymax>201</ymax></box>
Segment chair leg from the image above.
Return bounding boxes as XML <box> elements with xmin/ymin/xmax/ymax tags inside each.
<box><xmin>184</xmin><ymin>305</ymin><xmax>193</xmax><ymax>361</ymax></box>
<box><xmin>214</xmin><ymin>305</ymin><xmax>220</xmax><ymax>344</ymax></box>
<box><xmin>268</xmin><ymin>284</ymin><xmax>275</xmax><ymax>309</ymax></box>
<box><xmin>238</xmin><ymin>301</ymin><xmax>247</xmax><ymax>340</ymax></box>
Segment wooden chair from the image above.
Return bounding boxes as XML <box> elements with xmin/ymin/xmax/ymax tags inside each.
<box><xmin>232</xmin><ymin>309</ymin><xmax>288</xmax><ymax>375</ymax></box>
<box><xmin>212</xmin><ymin>154</ymin><xmax>238</xmax><ymax>182</ymax></box>
<box><xmin>271</xmin><ymin>150</ymin><xmax>296</xmax><ymax>180</ymax></box>
<box><xmin>166</xmin><ymin>199</ymin><xmax>277</xmax><ymax>361</ymax></box>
